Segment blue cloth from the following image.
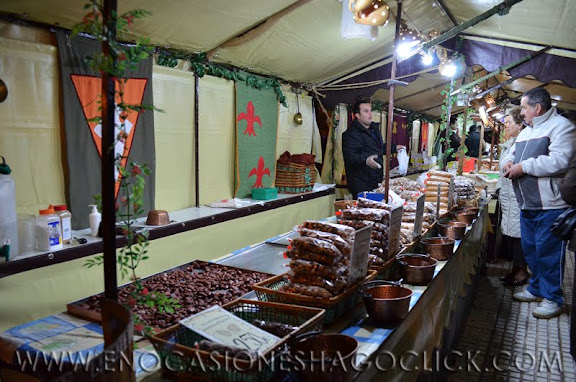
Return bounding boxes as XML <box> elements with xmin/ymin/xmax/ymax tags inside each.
<box><xmin>521</xmin><ymin>209</ymin><xmax>567</xmax><ymax>305</ymax></box>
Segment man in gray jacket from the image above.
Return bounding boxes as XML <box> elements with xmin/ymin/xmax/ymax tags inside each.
<box><xmin>503</xmin><ymin>87</ymin><xmax>576</xmax><ymax>319</ymax></box>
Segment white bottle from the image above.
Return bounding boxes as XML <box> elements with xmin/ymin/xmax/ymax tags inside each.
<box><xmin>37</xmin><ymin>207</ymin><xmax>63</xmax><ymax>251</ymax></box>
<box><xmin>54</xmin><ymin>205</ymin><xmax>72</xmax><ymax>244</ymax></box>
<box><xmin>89</xmin><ymin>205</ymin><xmax>101</xmax><ymax>237</ymax></box>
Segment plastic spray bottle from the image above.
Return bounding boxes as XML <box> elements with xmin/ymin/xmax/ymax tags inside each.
<box><xmin>88</xmin><ymin>205</ymin><xmax>101</xmax><ymax>237</ymax></box>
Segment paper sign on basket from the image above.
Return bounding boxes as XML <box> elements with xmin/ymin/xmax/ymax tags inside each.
<box><xmin>348</xmin><ymin>224</ymin><xmax>372</xmax><ymax>285</ymax></box>
<box><xmin>180</xmin><ymin>306</ymin><xmax>280</xmax><ymax>355</ymax></box>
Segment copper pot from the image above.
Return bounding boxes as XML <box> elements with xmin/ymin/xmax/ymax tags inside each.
<box><xmin>455</xmin><ymin>211</ymin><xmax>475</xmax><ymax>225</ymax></box>
<box><xmin>289</xmin><ymin>331</ymin><xmax>358</xmax><ymax>382</ymax></box>
<box><xmin>396</xmin><ymin>253</ymin><xmax>438</xmax><ymax>285</ymax></box>
<box><xmin>464</xmin><ymin>207</ymin><xmax>480</xmax><ymax>215</ymax></box>
<box><xmin>423</xmin><ymin>236</ymin><xmax>455</xmax><ymax>261</ymax></box>
<box><xmin>437</xmin><ymin>221</ymin><xmax>467</xmax><ymax>240</ymax></box>
<box><xmin>146</xmin><ymin>210</ymin><xmax>170</xmax><ymax>225</ymax></box>
<box><xmin>360</xmin><ymin>280</ymin><xmax>412</xmax><ymax>325</ymax></box>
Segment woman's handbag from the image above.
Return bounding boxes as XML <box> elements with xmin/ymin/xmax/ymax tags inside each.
<box><xmin>551</xmin><ymin>208</ymin><xmax>576</xmax><ymax>240</ymax></box>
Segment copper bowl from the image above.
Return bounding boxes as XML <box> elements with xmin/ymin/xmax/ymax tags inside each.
<box><xmin>290</xmin><ymin>332</ymin><xmax>358</xmax><ymax>382</ymax></box>
<box><xmin>360</xmin><ymin>280</ymin><xmax>412</xmax><ymax>326</ymax></box>
<box><xmin>423</xmin><ymin>236</ymin><xmax>455</xmax><ymax>261</ymax></box>
<box><xmin>396</xmin><ymin>253</ymin><xmax>438</xmax><ymax>285</ymax></box>
<box><xmin>146</xmin><ymin>210</ymin><xmax>170</xmax><ymax>225</ymax></box>
<box><xmin>455</xmin><ymin>211</ymin><xmax>476</xmax><ymax>225</ymax></box>
<box><xmin>437</xmin><ymin>221</ymin><xmax>467</xmax><ymax>240</ymax></box>
<box><xmin>464</xmin><ymin>207</ymin><xmax>480</xmax><ymax>215</ymax></box>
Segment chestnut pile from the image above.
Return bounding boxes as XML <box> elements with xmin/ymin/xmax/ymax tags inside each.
<box><xmin>72</xmin><ymin>261</ymin><xmax>270</xmax><ymax>330</ymax></box>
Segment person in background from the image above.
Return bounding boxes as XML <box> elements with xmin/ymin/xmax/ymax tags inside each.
<box><xmin>559</xmin><ymin>141</ymin><xmax>576</xmax><ymax>359</ymax></box>
<box><xmin>503</xmin><ymin>87</ymin><xmax>576</xmax><ymax>319</ymax></box>
<box><xmin>465</xmin><ymin>124</ymin><xmax>481</xmax><ymax>158</ymax></box>
<box><xmin>497</xmin><ymin>108</ymin><xmax>528</xmax><ymax>286</ymax></box>
<box><xmin>342</xmin><ymin>98</ymin><xmax>405</xmax><ymax>198</ymax></box>
<box><xmin>447</xmin><ymin>125</ymin><xmax>461</xmax><ymax>162</ymax></box>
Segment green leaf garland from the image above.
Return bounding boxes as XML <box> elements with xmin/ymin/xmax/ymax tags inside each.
<box><xmin>157</xmin><ymin>50</ymin><xmax>287</xmax><ymax>107</ymax></box>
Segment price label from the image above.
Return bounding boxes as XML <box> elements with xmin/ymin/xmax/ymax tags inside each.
<box><xmin>180</xmin><ymin>306</ymin><xmax>280</xmax><ymax>354</ymax></box>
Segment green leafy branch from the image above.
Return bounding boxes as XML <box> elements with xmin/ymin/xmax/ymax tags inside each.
<box><xmin>75</xmin><ymin>1</ymin><xmax>178</xmax><ymax>335</ymax></box>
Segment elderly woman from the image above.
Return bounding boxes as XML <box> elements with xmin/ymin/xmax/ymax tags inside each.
<box><xmin>497</xmin><ymin>107</ymin><xmax>528</xmax><ymax>286</ymax></box>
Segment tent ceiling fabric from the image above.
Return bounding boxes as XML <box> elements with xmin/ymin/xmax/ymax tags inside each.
<box><xmin>1</xmin><ymin>0</ymin><xmax>575</xmax><ymax>117</ymax></box>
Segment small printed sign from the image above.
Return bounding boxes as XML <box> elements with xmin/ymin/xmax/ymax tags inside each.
<box><xmin>413</xmin><ymin>194</ymin><xmax>425</xmax><ymax>239</ymax></box>
<box><xmin>348</xmin><ymin>225</ymin><xmax>372</xmax><ymax>285</ymax></box>
<box><xmin>387</xmin><ymin>204</ymin><xmax>404</xmax><ymax>258</ymax></box>
<box><xmin>180</xmin><ymin>306</ymin><xmax>280</xmax><ymax>354</ymax></box>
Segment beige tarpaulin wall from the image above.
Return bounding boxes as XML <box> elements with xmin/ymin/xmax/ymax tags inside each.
<box><xmin>0</xmin><ymin>37</ymin><xmax>65</xmax><ymax>215</ymax></box>
<box><xmin>277</xmin><ymin>90</ymin><xmax>314</xmax><ymax>157</ymax></box>
<box><xmin>198</xmin><ymin>75</ymin><xmax>236</xmax><ymax>204</ymax></box>
<box><xmin>153</xmin><ymin>65</ymin><xmax>197</xmax><ymax>210</ymax></box>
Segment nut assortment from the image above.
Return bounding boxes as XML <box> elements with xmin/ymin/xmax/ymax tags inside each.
<box><xmin>69</xmin><ymin>261</ymin><xmax>271</xmax><ymax>330</ymax></box>
<box><xmin>338</xmin><ymin>198</ymin><xmax>393</xmax><ymax>266</ymax></box>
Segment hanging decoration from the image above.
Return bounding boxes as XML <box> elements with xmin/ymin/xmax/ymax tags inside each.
<box><xmin>341</xmin><ymin>0</ymin><xmax>378</xmax><ymax>40</ymax></box>
<box><xmin>156</xmin><ymin>50</ymin><xmax>287</xmax><ymax>107</ymax></box>
<box><xmin>348</xmin><ymin>0</ymin><xmax>390</xmax><ymax>26</ymax></box>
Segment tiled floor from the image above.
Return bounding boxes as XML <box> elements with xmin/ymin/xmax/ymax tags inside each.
<box><xmin>446</xmin><ymin>249</ymin><xmax>575</xmax><ymax>382</ymax></box>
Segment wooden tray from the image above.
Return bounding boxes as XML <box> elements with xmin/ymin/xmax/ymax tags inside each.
<box><xmin>67</xmin><ymin>260</ymin><xmax>272</xmax><ymax>329</ymax></box>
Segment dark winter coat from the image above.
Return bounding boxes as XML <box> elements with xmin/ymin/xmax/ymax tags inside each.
<box><xmin>465</xmin><ymin>130</ymin><xmax>481</xmax><ymax>158</ymax></box>
<box><xmin>342</xmin><ymin>119</ymin><xmax>395</xmax><ymax>197</ymax></box>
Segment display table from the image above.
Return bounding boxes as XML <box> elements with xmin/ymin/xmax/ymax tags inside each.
<box><xmin>0</xmin><ymin>199</ymin><xmax>489</xmax><ymax>382</ymax></box>
<box><xmin>215</xmin><ymin>204</ymin><xmax>489</xmax><ymax>382</ymax></box>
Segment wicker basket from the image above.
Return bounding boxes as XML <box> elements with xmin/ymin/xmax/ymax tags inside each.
<box><xmin>275</xmin><ymin>162</ymin><xmax>316</xmax><ymax>193</ymax></box>
<box><xmin>149</xmin><ymin>299</ymin><xmax>325</xmax><ymax>382</ymax></box>
<box><xmin>252</xmin><ymin>270</ymin><xmax>377</xmax><ymax>325</ymax></box>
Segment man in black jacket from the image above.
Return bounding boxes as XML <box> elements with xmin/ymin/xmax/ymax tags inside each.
<box><xmin>465</xmin><ymin>124</ymin><xmax>481</xmax><ymax>158</ymax></box>
<box><xmin>342</xmin><ymin>98</ymin><xmax>405</xmax><ymax>198</ymax></box>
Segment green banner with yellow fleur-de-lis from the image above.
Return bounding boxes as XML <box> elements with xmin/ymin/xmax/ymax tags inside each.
<box><xmin>235</xmin><ymin>80</ymin><xmax>278</xmax><ymax>198</ymax></box>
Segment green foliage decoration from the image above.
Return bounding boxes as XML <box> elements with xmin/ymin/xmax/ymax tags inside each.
<box><xmin>157</xmin><ymin>50</ymin><xmax>288</xmax><ymax>107</ymax></box>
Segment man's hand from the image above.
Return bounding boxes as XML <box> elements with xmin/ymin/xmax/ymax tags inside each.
<box><xmin>366</xmin><ymin>155</ymin><xmax>381</xmax><ymax>169</ymax></box>
<box><xmin>502</xmin><ymin>162</ymin><xmax>513</xmax><ymax>173</ymax></box>
<box><xmin>503</xmin><ymin>163</ymin><xmax>524</xmax><ymax>179</ymax></box>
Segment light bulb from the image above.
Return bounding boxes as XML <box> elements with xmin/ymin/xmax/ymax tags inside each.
<box><xmin>439</xmin><ymin>59</ymin><xmax>457</xmax><ymax>77</ymax></box>
<box><xmin>421</xmin><ymin>52</ymin><xmax>434</xmax><ymax>65</ymax></box>
<box><xmin>396</xmin><ymin>39</ymin><xmax>420</xmax><ymax>59</ymax></box>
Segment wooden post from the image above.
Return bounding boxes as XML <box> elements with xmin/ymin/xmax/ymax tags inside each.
<box><xmin>442</xmin><ymin>78</ymin><xmax>454</xmax><ymax>171</ymax></box>
<box><xmin>478</xmin><ymin>122</ymin><xmax>486</xmax><ymax>172</ymax></box>
<box><xmin>457</xmin><ymin>94</ymin><xmax>470</xmax><ymax>175</ymax></box>
<box><xmin>384</xmin><ymin>0</ymin><xmax>403</xmax><ymax>200</ymax></box>
<box><xmin>102</xmin><ymin>0</ymin><xmax>118</xmax><ymax>300</ymax></box>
